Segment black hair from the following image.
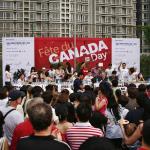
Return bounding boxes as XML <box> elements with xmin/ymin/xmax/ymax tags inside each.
<box><xmin>55</xmin><ymin>103</ymin><xmax>68</xmax><ymax>122</ymax></box>
<box><xmin>76</xmin><ymin>103</ymin><xmax>92</xmax><ymax>122</ymax></box>
<box><xmin>28</xmin><ymin>103</ymin><xmax>52</xmax><ymax>131</ymax></box>
<box><xmin>90</xmin><ymin>111</ymin><xmax>108</xmax><ymax>129</ymax></box>
<box><xmin>46</xmin><ymin>84</ymin><xmax>57</xmax><ymax>92</ymax></box>
<box><xmin>138</xmin><ymin>84</ymin><xmax>146</xmax><ymax>93</ymax></box>
<box><xmin>136</xmin><ymin>92</ymin><xmax>147</xmax><ymax>107</ymax></box>
<box><xmin>69</xmin><ymin>92</ymin><xmax>82</xmax><ymax>103</ymax></box>
<box><xmin>118</xmin><ymin>95</ymin><xmax>129</xmax><ymax>107</ymax></box>
<box><xmin>31</xmin><ymin>86</ymin><xmax>44</xmax><ymax>98</ymax></box>
<box><xmin>30</xmin><ymin>67</ymin><xmax>36</xmax><ymax>73</ymax></box>
<box><xmin>127</xmin><ymin>87</ymin><xmax>138</xmax><ymax>99</ymax></box>
<box><xmin>41</xmin><ymin>91</ymin><xmax>53</xmax><ymax>104</ymax></box>
<box><xmin>115</xmin><ymin>89</ymin><xmax>122</xmax><ymax>99</ymax></box>
<box><xmin>99</xmin><ymin>81</ymin><xmax>112</xmax><ymax>99</ymax></box>
<box><xmin>45</xmin><ymin>71</ymin><xmax>49</xmax><ymax>77</ymax></box>
<box><xmin>143</xmin><ymin>119</ymin><xmax>150</xmax><ymax>147</ymax></box>
<box><xmin>129</xmin><ymin>67</ymin><xmax>135</xmax><ymax>74</ymax></box>
<box><xmin>79</xmin><ymin>93</ymin><xmax>92</xmax><ymax>105</ymax></box>
<box><xmin>5</xmin><ymin>65</ymin><xmax>10</xmax><ymax>72</ymax></box>
<box><xmin>66</xmin><ymin>62</ymin><xmax>72</xmax><ymax>73</ymax></box>
<box><xmin>111</xmin><ymin>79</ymin><xmax>118</xmax><ymax>87</ymax></box>
<box><xmin>107</xmin><ymin>87</ymin><xmax>121</xmax><ymax>121</ymax></box>
<box><xmin>128</xmin><ymin>83</ymin><xmax>136</xmax><ymax>88</ymax></box>
<box><xmin>112</xmin><ymin>70</ymin><xmax>117</xmax><ymax>75</ymax></box>
<box><xmin>78</xmin><ymin>72</ymin><xmax>84</xmax><ymax>77</ymax></box>
<box><xmin>79</xmin><ymin>137</ymin><xmax>115</xmax><ymax>150</ymax></box>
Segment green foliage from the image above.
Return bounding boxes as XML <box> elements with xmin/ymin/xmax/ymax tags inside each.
<box><xmin>140</xmin><ymin>55</ymin><xmax>150</xmax><ymax>79</ymax></box>
<box><xmin>142</xmin><ymin>25</ymin><xmax>150</xmax><ymax>44</ymax></box>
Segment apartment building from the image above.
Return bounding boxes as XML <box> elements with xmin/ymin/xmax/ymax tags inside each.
<box><xmin>0</xmin><ymin>0</ymin><xmax>137</xmax><ymax>49</ymax></box>
<box><xmin>142</xmin><ymin>0</ymin><xmax>150</xmax><ymax>53</ymax></box>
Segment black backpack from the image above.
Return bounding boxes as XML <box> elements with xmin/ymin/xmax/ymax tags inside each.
<box><xmin>0</xmin><ymin>109</ymin><xmax>15</xmax><ymax>137</ymax></box>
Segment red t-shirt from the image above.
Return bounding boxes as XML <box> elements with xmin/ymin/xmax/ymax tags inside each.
<box><xmin>81</xmin><ymin>67</ymin><xmax>89</xmax><ymax>76</ymax></box>
<box><xmin>95</xmin><ymin>96</ymin><xmax>108</xmax><ymax>116</ymax></box>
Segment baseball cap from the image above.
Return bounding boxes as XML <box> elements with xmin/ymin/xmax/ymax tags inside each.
<box><xmin>8</xmin><ymin>90</ymin><xmax>25</xmax><ymax>101</ymax></box>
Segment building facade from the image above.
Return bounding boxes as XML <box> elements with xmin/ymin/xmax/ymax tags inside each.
<box><xmin>0</xmin><ymin>0</ymin><xmax>137</xmax><ymax>49</ymax></box>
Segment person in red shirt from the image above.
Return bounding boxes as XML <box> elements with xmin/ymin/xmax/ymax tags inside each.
<box><xmin>94</xmin><ymin>81</ymin><xmax>110</xmax><ymax>116</ymax></box>
<box><xmin>80</xmin><ymin>61</ymin><xmax>89</xmax><ymax>76</ymax></box>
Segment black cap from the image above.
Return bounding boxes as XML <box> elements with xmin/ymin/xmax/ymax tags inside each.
<box><xmin>8</xmin><ymin>90</ymin><xmax>25</xmax><ymax>101</ymax></box>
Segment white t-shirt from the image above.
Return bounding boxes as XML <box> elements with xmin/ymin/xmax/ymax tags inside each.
<box><xmin>0</xmin><ymin>106</ymin><xmax>24</xmax><ymax>145</ymax></box>
<box><xmin>5</xmin><ymin>71</ymin><xmax>11</xmax><ymax>82</ymax></box>
<box><xmin>0</xmin><ymin>98</ymin><xmax>8</xmax><ymax>107</ymax></box>
<box><xmin>105</xmin><ymin>68</ymin><xmax>113</xmax><ymax>77</ymax></box>
<box><xmin>118</xmin><ymin>68</ymin><xmax>128</xmax><ymax>82</ymax></box>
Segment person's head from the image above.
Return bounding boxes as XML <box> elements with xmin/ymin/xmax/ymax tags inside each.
<box><xmin>41</xmin><ymin>91</ymin><xmax>53</xmax><ymax>105</ymax></box>
<box><xmin>26</xmin><ymin>97</ymin><xmax>44</xmax><ymax>115</ymax></box>
<box><xmin>31</xmin><ymin>86</ymin><xmax>44</xmax><ymax>98</ymax></box>
<box><xmin>127</xmin><ymin>87</ymin><xmax>138</xmax><ymax>99</ymax></box>
<box><xmin>79</xmin><ymin>93</ymin><xmax>92</xmax><ymax>106</ymax></box>
<box><xmin>128</xmin><ymin>83</ymin><xmax>136</xmax><ymax>88</ymax></box>
<box><xmin>84</xmin><ymin>85</ymin><xmax>92</xmax><ymax>91</ymax></box>
<box><xmin>76</xmin><ymin>103</ymin><xmax>92</xmax><ymax>122</ymax></box>
<box><xmin>108</xmin><ymin>63</ymin><xmax>112</xmax><ymax>69</ymax></box>
<box><xmin>18</xmin><ymin>72</ymin><xmax>25</xmax><ymax>80</ymax></box>
<box><xmin>0</xmin><ymin>86</ymin><xmax>8</xmax><ymax>99</ymax></box>
<box><xmin>28</xmin><ymin>103</ymin><xmax>52</xmax><ymax>132</ymax></box>
<box><xmin>122</xmin><ymin>63</ymin><xmax>126</xmax><ymax>69</ymax></box>
<box><xmin>129</xmin><ymin>67</ymin><xmax>135</xmax><ymax>75</ymax></box>
<box><xmin>90</xmin><ymin>111</ymin><xmax>108</xmax><ymax>129</ymax></box>
<box><xmin>60</xmin><ymin>89</ymin><xmax>70</xmax><ymax>102</ymax></box>
<box><xmin>111</xmin><ymin>70</ymin><xmax>117</xmax><ymax>77</ymax></box>
<box><xmin>45</xmin><ymin>71</ymin><xmax>49</xmax><ymax>77</ymax></box>
<box><xmin>8</xmin><ymin>90</ymin><xmax>24</xmax><ymax>107</ymax></box>
<box><xmin>30</xmin><ymin>67</ymin><xmax>36</xmax><ymax>73</ymax></box>
<box><xmin>138</xmin><ymin>84</ymin><xmax>146</xmax><ymax>93</ymax></box>
<box><xmin>99</xmin><ymin>81</ymin><xmax>112</xmax><ymax>99</ymax></box>
<box><xmin>136</xmin><ymin>92</ymin><xmax>148</xmax><ymax>108</ymax></box>
<box><xmin>46</xmin><ymin>84</ymin><xmax>58</xmax><ymax>94</ymax></box>
<box><xmin>111</xmin><ymin>79</ymin><xmax>118</xmax><ymax>87</ymax></box>
<box><xmin>101</xmin><ymin>71</ymin><xmax>107</xmax><ymax>79</ymax></box>
<box><xmin>20</xmin><ymin>85</ymin><xmax>28</xmax><ymax>96</ymax></box>
<box><xmin>5</xmin><ymin>64</ymin><xmax>10</xmax><ymax>72</ymax></box>
<box><xmin>118</xmin><ymin>95</ymin><xmax>129</xmax><ymax>107</ymax></box>
<box><xmin>78</xmin><ymin>72</ymin><xmax>84</xmax><ymax>80</ymax></box>
<box><xmin>79</xmin><ymin>137</ymin><xmax>115</xmax><ymax>150</ymax></box>
<box><xmin>142</xmin><ymin>119</ymin><xmax>150</xmax><ymax>148</ymax></box>
<box><xmin>55</xmin><ymin>103</ymin><xmax>68</xmax><ymax>122</ymax></box>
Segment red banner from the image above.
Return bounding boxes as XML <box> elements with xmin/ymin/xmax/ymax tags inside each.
<box><xmin>35</xmin><ymin>37</ymin><xmax>112</xmax><ymax>70</ymax></box>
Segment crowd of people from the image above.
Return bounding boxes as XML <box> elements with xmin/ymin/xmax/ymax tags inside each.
<box><xmin>0</xmin><ymin>61</ymin><xmax>150</xmax><ymax>150</ymax></box>
<box><xmin>4</xmin><ymin>61</ymin><xmax>145</xmax><ymax>87</ymax></box>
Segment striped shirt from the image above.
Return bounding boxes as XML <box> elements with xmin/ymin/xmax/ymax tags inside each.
<box><xmin>66</xmin><ymin>122</ymin><xmax>103</xmax><ymax>150</ymax></box>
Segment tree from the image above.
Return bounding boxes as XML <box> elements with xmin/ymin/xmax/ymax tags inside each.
<box><xmin>142</xmin><ymin>25</ymin><xmax>150</xmax><ymax>44</ymax></box>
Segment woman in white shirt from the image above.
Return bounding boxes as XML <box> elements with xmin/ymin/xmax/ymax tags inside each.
<box><xmin>5</xmin><ymin>65</ymin><xmax>11</xmax><ymax>86</ymax></box>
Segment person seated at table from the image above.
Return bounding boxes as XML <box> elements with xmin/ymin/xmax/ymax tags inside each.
<box><xmin>84</xmin><ymin>71</ymin><xmax>93</xmax><ymax>82</ymax></box>
<box><xmin>28</xmin><ymin>67</ymin><xmax>38</xmax><ymax>83</ymax></box>
<box><xmin>55</xmin><ymin>64</ymin><xmax>65</xmax><ymax>83</ymax></box>
<box><xmin>64</xmin><ymin>62</ymin><xmax>74</xmax><ymax>77</ymax></box>
<box><xmin>128</xmin><ymin>67</ymin><xmax>137</xmax><ymax>83</ymax></box>
<box><xmin>136</xmin><ymin>73</ymin><xmax>145</xmax><ymax>82</ymax></box>
<box><xmin>80</xmin><ymin>61</ymin><xmax>89</xmax><ymax>76</ymax></box>
<box><xmin>17</xmin><ymin>72</ymin><xmax>26</xmax><ymax>85</ymax></box>
<box><xmin>45</xmin><ymin>71</ymin><xmax>53</xmax><ymax>82</ymax></box>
